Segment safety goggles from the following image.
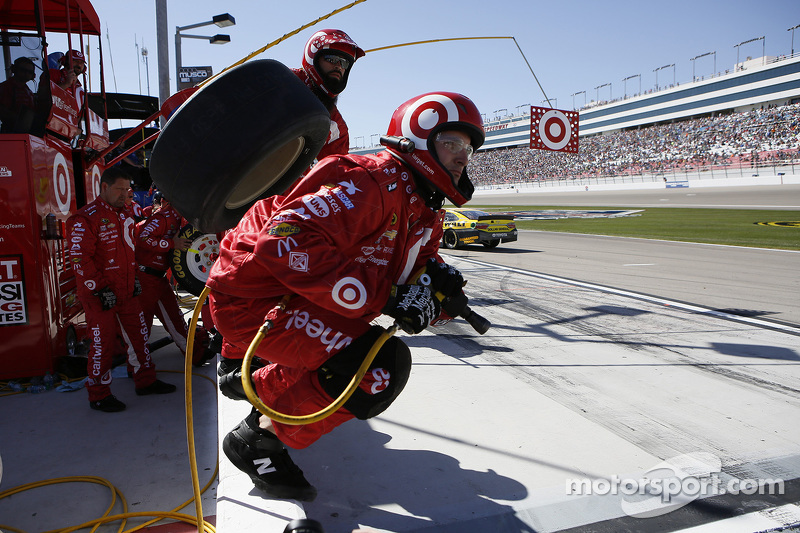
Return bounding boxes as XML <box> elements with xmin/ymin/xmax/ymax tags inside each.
<box><xmin>435</xmin><ymin>133</ymin><xmax>474</xmax><ymax>159</ymax></box>
<box><xmin>321</xmin><ymin>54</ymin><xmax>350</xmax><ymax>70</ymax></box>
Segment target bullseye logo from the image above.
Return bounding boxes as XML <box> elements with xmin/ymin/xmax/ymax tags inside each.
<box><xmin>401</xmin><ymin>94</ymin><xmax>458</xmax><ymax>148</ymax></box>
<box><xmin>332</xmin><ymin>276</ymin><xmax>367</xmax><ymax>310</ymax></box>
<box><xmin>90</xmin><ymin>164</ymin><xmax>102</xmax><ymax>200</ymax></box>
<box><xmin>53</xmin><ymin>151</ymin><xmax>72</xmax><ymax>214</ymax></box>
<box><xmin>530</xmin><ymin>106</ymin><xmax>579</xmax><ymax>153</ymax></box>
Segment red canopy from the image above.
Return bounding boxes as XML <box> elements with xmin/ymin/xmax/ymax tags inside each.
<box><xmin>1</xmin><ymin>0</ymin><xmax>102</xmax><ymax>35</ymax></box>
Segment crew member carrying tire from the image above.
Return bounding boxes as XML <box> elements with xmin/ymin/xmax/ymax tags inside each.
<box><xmin>206</xmin><ymin>91</ymin><xmax>485</xmax><ymax>501</ymax></box>
<box><xmin>212</xmin><ymin>29</ymin><xmax>366</xmax><ymax>381</ymax></box>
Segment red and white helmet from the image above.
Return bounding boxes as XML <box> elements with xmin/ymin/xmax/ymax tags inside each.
<box><xmin>302</xmin><ymin>29</ymin><xmax>365</xmax><ymax>97</ymax></box>
<box><xmin>385</xmin><ymin>92</ymin><xmax>485</xmax><ymax>207</ymax></box>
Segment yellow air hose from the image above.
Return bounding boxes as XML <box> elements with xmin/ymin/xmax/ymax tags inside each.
<box><xmin>190</xmin><ymin>287</ymin><xmax>397</xmax><ymax>426</ymax></box>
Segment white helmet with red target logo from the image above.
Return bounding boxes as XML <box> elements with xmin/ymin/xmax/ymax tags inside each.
<box><xmin>302</xmin><ymin>29</ymin><xmax>365</xmax><ymax>97</ymax></box>
<box><xmin>384</xmin><ymin>92</ymin><xmax>485</xmax><ymax>207</ymax></box>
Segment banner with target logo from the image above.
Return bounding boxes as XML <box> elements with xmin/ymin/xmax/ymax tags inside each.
<box><xmin>529</xmin><ymin>107</ymin><xmax>579</xmax><ymax>153</ymax></box>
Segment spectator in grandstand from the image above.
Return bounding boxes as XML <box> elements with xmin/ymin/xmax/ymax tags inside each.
<box><xmin>468</xmin><ymin>103</ymin><xmax>799</xmax><ymax>185</ymax></box>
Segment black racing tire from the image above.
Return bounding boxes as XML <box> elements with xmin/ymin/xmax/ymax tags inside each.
<box><xmin>442</xmin><ymin>230</ymin><xmax>459</xmax><ymax>249</ymax></box>
<box><xmin>170</xmin><ymin>224</ymin><xmax>220</xmax><ymax>296</ymax></box>
<box><xmin>482</xmin><ymin>239</ymin><xmax>500</xmax><ymax>249</ymax></box>
<box><xmin>149</xmin><ymin>59</ymin><xmax>331</xmax><ymax>234</ymax></box>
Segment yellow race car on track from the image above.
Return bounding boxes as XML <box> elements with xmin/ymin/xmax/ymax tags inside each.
<box><xmin>441</xmin><ymin>209</ymin><xmax>518</xmax><ymax>249</ymax></box>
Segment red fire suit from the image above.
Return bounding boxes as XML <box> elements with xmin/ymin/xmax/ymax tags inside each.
<box><xmin>207</xmin><ymin>151</ymin><xmax>444</xmax><ymax>448</ymax></box>
<box><xmin>67</xmin><ymin>197</ymin><xmax>157</xmax><ymax>402</ymax></box>
<box><xmin>135</xmin><ymin>205</ymin><xmax>194</xmax><ymax>358</ymax></box>
<box><xmin>293</xmin><ymin>68</ymin><xmax>350</xmax><ymax>160</ymax></box>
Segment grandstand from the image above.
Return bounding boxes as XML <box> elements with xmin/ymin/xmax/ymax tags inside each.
<box><xmin>480</xmin><ymin>53</ymin><xmax>800</xmax><ymax>150</ymax></box>
<box><xmin>350</xmin><ymin>53</ymin><xmax>800</xmax><ymax>186</ymax></box>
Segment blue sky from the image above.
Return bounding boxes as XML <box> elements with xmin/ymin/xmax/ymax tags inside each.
<box><xmin>82</xmin><ymin>0</ymin><xmax>799</xmax><ymax>146</ymax></box>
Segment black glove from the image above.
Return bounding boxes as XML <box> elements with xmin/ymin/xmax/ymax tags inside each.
<box><xmin>383</xmin><ymin>284</ymin><xmax>441</xmax><ymax>334</ymax></box>
<box><xmin>441</xmin><ymin>291</ymin><xmax>469</xmax><ymax>318</ymax></box>
<box><xmin>94</xmin><ymin>287</ymin><xmax>117</xmax><ymax>310</ymax></box>
<box><xmin>423</xmin><ymin>258</ymin><xmax>464</xmax><ymax>298</ymax></box>
<box><xmin>133</xmin><ymin>277</ymin><xmax>142</xmax><ymax>297</ymax></box>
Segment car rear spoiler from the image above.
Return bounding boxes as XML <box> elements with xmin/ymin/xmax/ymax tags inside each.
<box><xmin>477</xmin><ymin>215</ymin><xmax>515</xmax><ymax>222</ymax></box>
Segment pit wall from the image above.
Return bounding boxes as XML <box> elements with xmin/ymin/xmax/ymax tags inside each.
<box><xmin>473</xmin><ymin>167</ymin><xmax>800</xmax><ymax>195</ymax></box>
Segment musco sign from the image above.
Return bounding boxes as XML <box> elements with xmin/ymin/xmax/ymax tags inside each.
<box><xmin>178</xmin><ymin>66</ymin><xmax>213</xmax><ymax>91</ymax></box>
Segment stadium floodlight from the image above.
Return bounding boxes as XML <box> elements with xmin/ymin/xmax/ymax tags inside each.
<box><xmin>516</xmin><ymin>103</ymin><xmax>531</xmax><ymax>116</ymax></box>
<box><xmin>494</xmin><ymin>108</ymin><xmax>508</xmax><ymax>119</ymax></box>
<box><xmin>734</xmin><ymin>36</ymin><xmax>765</xmax><ymax>70</ymax></box>
<box><xmin>622</xmin><ymin>74</ymin><xmax>641</xmax><ymax>97</ymax></box>
<box><xmin>540</xmin><ymin>98</ymin><xmax>557</xmax><ymax>108</ymax></box>
<box><xmin>789</xmin><ymin>24</ymin><xmax>800</xmax><ymax>56</ymax></box>
<box><xmin>653</xmin><ymin>64</ymin><xmax>675</xmax><ymax>90</ymax></box>
<box><xmin>570</xmin><ymin>91</ymin><xmax>586</xmax><ymax>109</ymax></box>
<box><xmin>690</xmin><ymin>51</ymin><xmax>716</xmax><ymax>81</ymax></box>
<box><xmin>594</xmin><ymin>83</ymin><xmax>611</xmax><ymax>102</ymax></box>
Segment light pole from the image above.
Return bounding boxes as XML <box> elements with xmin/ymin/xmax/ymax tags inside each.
<box><xmin>788</xmin><ymin>24</ymin><xmax>800</xmax><ymax>56</ymax></box>
<box><xmin>142</xmin><ymin>46</ymin><xmax>151</xmax><ymax>96</ymax></box>
<box><xmin>370</xmin><ymin>133</ymin><xmax>380</xmax><ymax>147</ymax></box>
<box><xmin>571</xmin><ymin>90</ymin><xmax>586</xmax><ymax>109</ymax></box>
<box><xmin>653</xmin><ymin>64</ymin><xmax>674</xmax><ymax>90</ymax></box>
<box><xmin>690</xmin><ymin>51</ymin><xmax>716</xmax><ymax>81</ymax></box>
<box><xmin>175</xmin><ymin>13</ymin><xmax>235</xmax><ymax>92</ymax></box>
<box><xmin>540</xmin><ymin>98</ymin><xmax>556</xmax><ymax>108</ymax></box>
<box><xmin>516</xmin><ymin>103</ymin><xmax>531</xmax><ymax>116</ymax></box>
<box><xmin>493</xmin><ymin>108</ymin><xmax>508</xmax><ymax>120</ymax></box>
<box><xmin>594</xmin><ymin>83</ymin><xmax>611</xmax><ymax>102</ymax></box>
<box><xmin>734</xmin><ymin>36</ymin><xmax>764</xmax><ymax>70</ymax></box>
<box><xmin>622</xmin><ymin>74</ymin><xmax>640</xmax><ymax>98</ymax></box>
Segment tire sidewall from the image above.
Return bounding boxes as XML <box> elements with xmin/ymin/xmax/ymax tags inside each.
<box><xmin>170</xmin><ymin>225</ymin><xmax>218</xmax><ymax>296</ymax></box>
<box><xmin>150</xmin><ymin>60</ymin><xmax>331</xmax><ymax>234</ymax></box>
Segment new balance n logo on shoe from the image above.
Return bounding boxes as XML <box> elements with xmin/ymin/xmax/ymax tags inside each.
<box><xmin>254</xmin><ymin>457</ymin><xmax>277</xmax><ymax>475</ymax></box>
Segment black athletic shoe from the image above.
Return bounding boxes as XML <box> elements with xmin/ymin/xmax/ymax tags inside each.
<box><xmin>217</xmin><ymin>356</ymin><xmax>267</xmax><ymax>377</ymax></box>
<box><xmin>135</xmin><ymin>379</ymin><xmax>177</xmax><ymax>396</ymax></box>
<box><xmin>90</xmin><ymin>395</ymin><xmax>126</xmax><ymax>412</ymax></box>
<box><xmin>218</xmin><ymin>367</ymin><xmax>250</xmax><ymax>401</ymax></box>
<box><xmin>222</xmin><ymin>410</ymin><xmax>317</xmax><ymax>502</ymax></box>
<box><xmin>217</xmin><ymin>356</ymin><xmax>267</xmax><ymax>401</ymax></box>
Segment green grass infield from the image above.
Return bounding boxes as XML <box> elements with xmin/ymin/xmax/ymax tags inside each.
<box><xmin>473</xmin><ymin>206</ymin><xmax>800</xmax><ymax>251</ymax></box>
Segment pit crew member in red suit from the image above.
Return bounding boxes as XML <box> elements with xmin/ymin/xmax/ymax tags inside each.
<box><xmin>210</xmin><ymin>28</ymin><xmax>366</xmax><ymax>381</ymax></box>
<box><xmin>141</xmin><ymin>190</ymin><xmax>163</xmax><ymax>218</ymax></box>
<box><xmin>49</xmin><ymin>49</ymin><xmax>85</xmax><ymax>107</ymax></box>
<box><xmin>135</xmin><ymin>194</ymin><xmax>210</xmax><ymax>362</ymax></box>
<box><xmin>124</xmin><ymin>185</ymin><xmax>144</xmax><ymax>222</ymax></box>
<box><xmin>206</xmin><ymin>92</ymin><xmax>485</xmax><ymax>500</ymax></box>
<box><xmin>68</xmin><ymin>167</ymin><xmax>177</xmax><ymax>412</ymax></box>
<box><xmin>293</xmin><ymin>29</ymin><xmax>364</xmax><ymax>161</ymax></box>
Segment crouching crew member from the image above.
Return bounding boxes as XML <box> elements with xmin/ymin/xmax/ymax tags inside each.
<box><xmin>206</xmin><ymin>92</ymin><xmax>485</xmax><ymax>500</ymax></box>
